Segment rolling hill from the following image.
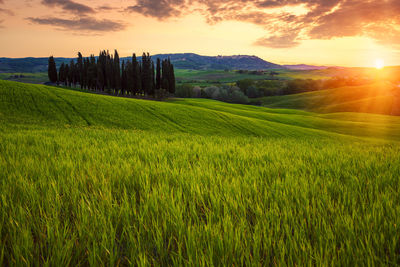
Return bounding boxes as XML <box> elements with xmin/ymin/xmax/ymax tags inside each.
<box><xmin>1</xmin><ymin>80</ymin><xmax>400</xmax><ymax>266</ymax></box>
<box><xmin>258</xmin><ymin>81</ymin><xmax>400</xmax><ymax>116</ymax></box>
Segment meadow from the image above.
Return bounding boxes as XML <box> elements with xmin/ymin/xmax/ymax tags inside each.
<box><xmin>1</xmin><ymin>80</ymin><xmax>400</xmax><ymax>265</ymax></box>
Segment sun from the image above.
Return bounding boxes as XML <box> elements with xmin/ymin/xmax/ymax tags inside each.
<box><xmin>375</xmin><ymin>59</ymin><xmax>385</xmax><ymax>69</ymax></box>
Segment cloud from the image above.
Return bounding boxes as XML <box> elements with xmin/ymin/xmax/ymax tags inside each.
<box><xmin>27</xmin><ymin>17</ymin><xmax>126</xmax><ymax>33</ymax></box>
<box><xmin>124</xmin><ymin>0</ymin><xmax>400</xmax><ymax>48</ymax></box>
<box><xmin>255</xmin><ymin>33</ymin><xmax>300</xmax><ymax>48</ymax></box>
<box><xmin>97</xmin><ymin>5</ymin><xmax>117</xmax><ymax>11</ymax></box>
<box><xmin>0</xmin><ymin>7</ymin><xmax>13</xmax><ymax>15</ymax></box>
<box><xmin>41</xmin><ymin>0</ymin><xmax>95</xmax><ymax>14</ymax></box>
<box><xmin>125</xmin><ymin>0</ymin><xmax>185</xmax><ymax>19</ymax></box>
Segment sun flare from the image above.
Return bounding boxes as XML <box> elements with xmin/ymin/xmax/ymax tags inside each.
<box><xmin>375</xmin><ymin>59</ymin><xmax>384</xmax><ymax>69</ymax></box>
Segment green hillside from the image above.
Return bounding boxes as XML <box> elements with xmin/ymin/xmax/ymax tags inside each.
<box><xmin>258</xmin><ymin>81</ymin><xmax>400</xmax><ymax>115</ymax></box>
<box><xmin>1</xmin><ymin>80</ymin><xmax>400</xmax><ymax>266</ymax></box>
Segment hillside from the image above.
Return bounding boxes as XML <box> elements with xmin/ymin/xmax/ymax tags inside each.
<box><xmin>1</xmin><ymin>80</ymin><xmax>400</xmax><ymax>266</ymax></box>
<box><xmin>258</xmin><ymin>82</ymin><xmax>400</xmax><ymax>116</ymax></box>
<box><xmin>1</xmin><ymin>80</ymin><xmax>400</xmax><ymax>140</ymax></box>
<box><xmin>0</xmin><ymin>53</ymin><xmax>281</xmax><ymax>73</ymax></box>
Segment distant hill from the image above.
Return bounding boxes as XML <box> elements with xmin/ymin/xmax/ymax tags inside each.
<box><xmin>283</xmin><ymin>64</ymin><xmax>331</xmax><ymax>70</ymax></box>
<box><xmin>139</xmin><ymin>53</ymin><xmax>281</xmax><ymax>70</ymax></box>
<box><xmin>0</xmin><ymin>57</ymin><xmax>71</xmax><ymax>73</ymax></box>
<box><xmin>0</xmin><ymin>53</ymin><xmax>282</xmax><ymax>73</ymax></box>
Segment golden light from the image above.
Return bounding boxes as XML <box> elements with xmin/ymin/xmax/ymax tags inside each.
<box><xmin>375</xmin><ymin>59</ymin><xmax>384</xmax><ymax>69</ymax></box>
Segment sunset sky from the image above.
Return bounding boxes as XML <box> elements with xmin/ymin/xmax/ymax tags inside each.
<box><xmin>1</xmin><ymin>0</ymin><xmax>400</xmax><ymax>67</ymax></box>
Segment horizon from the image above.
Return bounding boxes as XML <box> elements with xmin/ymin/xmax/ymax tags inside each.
<box><xmin>0</xmin><ymin>0</ymin><xmax>399</xmax><ymax>68</ymax></box>
<box><xmin>2</xmin><ymin>52</ymin><xmax>400</xmax><ymax>69</ymax></box>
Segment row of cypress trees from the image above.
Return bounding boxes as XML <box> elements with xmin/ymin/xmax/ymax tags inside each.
<box><xmin>48</xmin><ymin>50</ymin><xmax>175</xmax><ymax>96</ymax></box>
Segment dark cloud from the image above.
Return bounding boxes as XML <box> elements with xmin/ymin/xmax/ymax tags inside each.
<box><xmin>27</xmin><ymin>16</ymin><xmax>126</xmax><ymax>33</ymax></box>
<box><xmin>41</xmin><ymin>0</ymin><xmax>95</xmax><ymax>14</ymax></box>
<box><xmin>125</xmin><ymin>0</ymin><xmax>185</xmax><ymax>19</ymax></box>
<box><xmin>0</xmin><ymin>7</ymin><xmax>14</xmax><ymax>15</ymax></box>
<box><xmin>125</xmin><ymin>0</ymin><xmax>400</xmax><ymax>48</ymax></box>
<box><xmin>97</xmin><ymin>5</ymin><xmax>117</xmax><ymax>11</ymax></box>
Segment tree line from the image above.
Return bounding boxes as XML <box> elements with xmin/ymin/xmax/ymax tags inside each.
<box><xmin>48</xmin><ymin>50</ymin><xmax>175</xmax><ymax>96</ymax></box>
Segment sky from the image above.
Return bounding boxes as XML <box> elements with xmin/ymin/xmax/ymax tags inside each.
<box><xmin>1</xmin><ymin>0</ymin><xmax>400</xmax><ymax>67</ymax></box>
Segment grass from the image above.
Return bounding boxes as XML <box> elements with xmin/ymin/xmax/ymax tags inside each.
<box><xmin>1</xmin><ymin>80</ymin><xmax>400</xmax><ymax>265</ymax></box>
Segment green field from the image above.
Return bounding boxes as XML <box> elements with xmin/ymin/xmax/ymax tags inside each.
<box><xmin>0</xmin><ymin>72</ymin><xmax>49</xmax><ymax>84</ymax></box>
<box><xmin>174</xmin><ymin>69</ymin><xmax>334</xmax><ymax>86</ymax></box>
<box><xmin>0</xmin><ymin>68</ymin><xmax>349</xmax><ymax>86</ymax></box>
<box><xmin>1</xmin><ymin>80</ymin><xmax>400</xmax><ymax>265</ymax></box>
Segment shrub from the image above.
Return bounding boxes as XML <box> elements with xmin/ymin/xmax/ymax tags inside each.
<box><xmin>175</xmin><ymin>84</ymin><xmax>194</xmax><ymax>98</ymax></box>
<box><xmin>204</xmin><ymin>86</ymin><xmax>220</xmax><ymax>98</ymax></box>
<box><xmin>229</xmin><ymin>90</ymin><xmax>249</xmax><ymax>104</ymax></box>
<box><xmin>192</xmin><ymin>86</ymin><xmax>202</xmax><ymax>98</ymax></box>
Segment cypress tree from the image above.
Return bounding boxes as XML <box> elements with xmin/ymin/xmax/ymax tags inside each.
<box><xmin>82</xmin><ymin>58</ymin><xmax>88</xmax><ymax>89</ymax></box>
<box><xmin>68</xmin><ymin>60</ymin><xmax>75</xmax><ymax>87</ymax></box>
<box><xmin>168</xmin><ymin>60</ymin><xmax>176</xmax><ymax>94</ymax></box>
<box><xmin>64</xmin><ymin>64</ymin><xmax>69</xmax><ymax>86</ymax></box>
<box><xmin>58</xmin><ymin>63</ymin><xmax>65</xmax><ymax>85</ymax></box>
<box><xmin>77</xmin><ymin>52</ymin><xmax>83</xmax><ymax>88</ymax></box>
<box><xmin>127</xmin><ymin>61</ymin><xmax>133</xmax><ymax>95</ymax></box>
<box><xmin>48</xmin><ymin>56</ymin><xmax>58</xmax><ymax>83</ymax></box>
<box><xmin>121</xmin><ymin>60</ymin><xmax>126</xmax><ymax>96</ymax></box>
<box><xmin>132</xmin><ymin>54</ymin><xmax>141</xmax><ymax>95</ymax></box>
<box><xmin>97</xmin><ymin>51</ymin><xmax>106</xmax><ymax>91</ymax></box>
<box><xmin>114</xmin><ymin>50</ymin><xmax>121</xmax><ymax>94</ymax></box>
<box><xmin>141</xmin><ymin>53</ymin><xmax>147</xmax><ymax>95</ymax></box>
<box><xmin>156</xmin><ymin>58</ymin><xmax>161</xmax><ymax>90</ymax></box>
<box><xmin>150</xmin><ymin>60</ymin><xmax>155</xmax><ymax>95</ymax></box>
<box><xmin>141</xmin><ymin>53</ymin><xmax>154</xmax><ymax>95</ymax></box>
<box><xmin>161</xmin><ymin>59</ymin><xmax>169</xmax><ymax>92</ymax></box>
<box><xmin>88</xmin><ymin>55</ymin><xmax>97</xmax><ymax>90</ymax></box>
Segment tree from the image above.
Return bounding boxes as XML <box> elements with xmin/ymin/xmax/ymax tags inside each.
<box><xmin>168</xmin><ymin>60</ymin><xmax>176</xmax><ymax>94</ymax></box>
<box><xmin>132</xmin><ymin>54</ymin><xmax>141</xmax><ymax>95</ymax></box>
<box><xmin>50</xmin><ymin>50</ymin><xmax>175</xmax><ymax>98</ymax></box>
<box><xmin>64</xmin><ymin>64</ymin><xmax>69</xmax><ymax>86</ymax></box>
<box><xmin>68</xmin><ymin>60</ymin><xmax>75</xmax><ymax>87</ymax></box>
<box><xmin>114</xmin><ymin>50</ymin><xmax>121</xmax><ymax>94</ymax></box>
<box><xmin>58</xmin><ymin>63</ymin><xmax>65</xmax><ymax>85</ymax></box>
<box><xmin>121</xmin><ymin>60</ymin><xmax>127</xmax><ymax>96</ymax></box>
<box><xmin>161</xmin><ymin>59</ymin><xmax>169</xmax><ymax>92</ymax></box>
<box><xmin>48</xmin><ymin>56</ymin><xmax>58</xmax><ymax>83</ymax></box>
<box><xmin>156</xmin><ymin>58</ymin><xmax>161</xmax><ymax>90</ymax></box>
<box><xmin>141</xmin><ymin>53</ymin><xmax>153</xmax><ymax>95</ymax></box>
<box><xmin>77</xmin><ymin>52</ymin><xmax>83</xmax><ymax>88</ymax></box>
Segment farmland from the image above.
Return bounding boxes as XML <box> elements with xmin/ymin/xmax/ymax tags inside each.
<box><xmin>1</xmin><ymin>80</ymin><xmax>400</xmax><ymax>265</ymax></box>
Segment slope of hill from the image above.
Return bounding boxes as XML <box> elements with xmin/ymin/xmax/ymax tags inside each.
<box><xmin>0</xmin><ymin>53</ymin><xmax>282</xmax><ymax>73</ymax></box>
<box><xmin>1</xmin><ymin>80</ymin><xmax>400</xmax><ymax>266</ymax></box>
<box><xmin>1</xmin><ymin>80</ymin><xmax>399</xmax><ymax>140</ymax></box>
<box><xmin>258</xmin><ymin>82</ymin><xmax>400</xmax><ymax>116</ymax></box>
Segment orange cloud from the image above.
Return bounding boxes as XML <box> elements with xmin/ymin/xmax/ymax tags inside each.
<box><xmin>123</xmin><ymin>0</ymin><xmax>400</xmax><ymax>48</ymax></box>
